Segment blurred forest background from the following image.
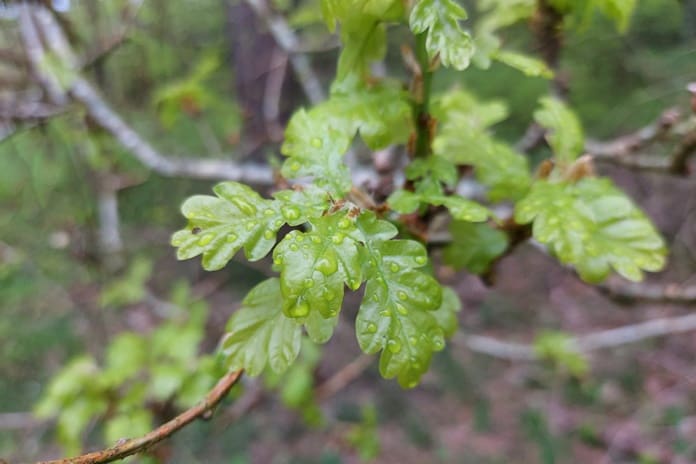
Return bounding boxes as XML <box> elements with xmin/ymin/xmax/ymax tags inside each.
<box><xmin>1</xmin><ymin>0</ymin><xmax>696</xmax><ymax>463</ymax></box>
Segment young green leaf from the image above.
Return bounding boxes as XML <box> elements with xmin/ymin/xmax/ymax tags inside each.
<box><xmin>410</xmin><ymin>0</ymin><xmax>475</xmax><ymax>70</ymax></box>
<box><xmin>273</xmin><ymin>212</ymin><xmax>363</xmax><ymax>319</ymax></box>
<box><xmin>322</xmin><ymin>0</ymin><xmax>404</xmax><ymax>87</ymax></box>
<box><xmin>432</xmin><ymin>90</ymin><xmax>531</xmax><ymax>201</ymax></box>
<box><xmin>443</xmin><ymin>221</ymin><xmax>508</xmax><ymax>274</ymax></box>
<box><xmin>220</xmin><ymin>278</ymin><xmax>302</xmax><ymax>376</ymax></box>
<box><xmin>534</xmin><ymin>97</ymin><xmax>584</xmax><ymax>164</ymax></box>
<box><xmin>355</xmin><ymin>212</ymin><xmax>450</xmax><ymax>388</ymax></box>
<box><xmin>493</xmin><ymin>50</ymin><xmax>554</xmax><ymax>78</ymax></box>
<box><xmin>282</xmin><ymin>85</ymin><xmax>411</xmax><ymax>195</ymax></box>
<box><xmin>515</xmin><ymin>178</ymin><xmax>666</xmax><ymax>283</ymax></box>
<box><xmin>388</xmin><ymin>189</ymin><xmax>491</xmax><ymax>222</ymax></box>
<box><xmin>281</xmin><ymin>110</ymin><xmax>353</xmax><ymax>196</ymax></box>
<box><xmin>172</xmin><ymin>182</ymin><xmax>330</xmax><ymax>270</ymax></box>
<box><xmin>405</xmin><ymin>156</ymin><xmax>458</xmax><ymax>187</ymax></box>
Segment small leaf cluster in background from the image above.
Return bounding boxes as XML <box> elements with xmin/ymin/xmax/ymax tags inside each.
<box><xmin>35</xmin><ymin>282</ymin><xmax>220</xmax><ymax>455</ymax></box>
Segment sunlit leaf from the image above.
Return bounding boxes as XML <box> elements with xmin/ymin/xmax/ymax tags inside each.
<box><xmin>355</xmin><ymin>212</ymin><xmax>453</xmax><ymax>388</ymax></box>
<box><xmin>172</xmin><ymin>182</ymin><xmax>330</xmax><ymax>270</ymax></box>
<box><xmin>274</xmin><ymin>212</ymin><xmax>363</xmax><ymax>319</ymax></box>
<box><xmin>534</xmin><ymin>97</ymin><xmax>584</xmax><ymax>164</ymax></box>
<box><xmin>515</xmin><ymin>178</ymin><xmax>666</xmax><ymax>283</ymax></box>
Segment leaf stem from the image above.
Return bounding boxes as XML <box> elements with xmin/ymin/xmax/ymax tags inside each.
<box><xmin>412</xmin><ymin>32</ymin><xmax>433</xmax><ymax>159</ymax></box>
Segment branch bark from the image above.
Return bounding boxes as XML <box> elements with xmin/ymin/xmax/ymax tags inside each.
<box><xmin>37</xmin><ymin>370</ymin><xmax>243</xmax><ymax>464</ymax></box>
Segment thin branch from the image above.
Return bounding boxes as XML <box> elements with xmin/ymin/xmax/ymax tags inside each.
<box><xmin>25</xmin><ymin>5</ymin><xmax>276</xmax><ymax>185</ymax></box>
<box><xmin>599</xmin><ymin>279</ymin><xmax>696</xmax><ymax>304</ymax></box>
<box><xmin>80</xmin><ymin>0</ymin><xmax>145</xmax><ymax>69</ymax></box>
<box><xmin>244</xmin><ymin>0</ymin><xmax>325</xmax><ymax>105</ymax></box>
<box><xmin>456</xmin><ymin>311</ymin><xmax>696</xmax><ymax>361</ymax></box>
<box><xmin>17</xmin><ymin>4</ymin><xmax>67</xmax><ymax>106</ymax></box>
<box><xmin>37</xmin><ymin>370</ymin><xmax>243</xmax><ymax>464</ymax></box>
<box><xmin>585</xmin><ymin>109</ymin><xmax>679</xmax><ymax>158</ymax></box>
<box><xmin>315</xmin><ymin>355</ymin><xmax>373</xmax><ymax>401</ymax></box>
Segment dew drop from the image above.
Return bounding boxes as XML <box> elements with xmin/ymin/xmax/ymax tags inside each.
<box><xmin>296</xmin><ymin>234</ymin><xmax>305</xmax><ymax>242</ymax></box>
<box><xmin>432</xmin><ymin>335</ymin><xmax>445</xmax><ymax>350</ymax></box>
<box><xmin>264</xmin><ymin>208</ymin><xmax>276</xmax><ymax>216</ymax></box>
<box><xmin>397</xmin><ymin>291</ymin><xmax>408</xmax><ymax>301</ymax></box>
<box><xmin>415</xmin><ymin>256</ymin><xmax>427</xmax><ymax>265</ymax></box>
<box><xmin>323</xmin><ymin>289</ymin><xmax>336</xmax><ymax>301</ymax></box>
<box><xmin>197</xmin><ymin>234</ymin><xmax>214</xmax><ymax>246</ymax></box>
<box><xmin>311</xmin><ymin>236</ymin><xmax>322</xmax><ymax>244</ymax></box>
<box><xmin>348</xmin><ymin>278</ymin><xmax>361</xmax><ymax>290</ymax></box>
<box><xmin>303</xmin><ymin>278</ymin><xmax>315</xmax><ymax>288</ymax></box>
<box><xmin>264</xmin><ymin>230</ymin><xmax>275</xmax><ymax>240</ymax></box>
<box><xmin>409</xmin><ymin>336</ymin><xmax>418</xmax><ymax>346</ymax></box>
<box><xmin>289</xmin><ymin>161</ymin><xmax>301</xmax><ymax>172</ymax></box>
<box><xmin>245</xmin><ymin>220</ymin><xmax>257</xmax><ymax>231</ymax></box>
<box><xmin>282</xmin><ymin>206</ymin><xmax>301</xmax><ymax>221</ymax></box>
<box><xmin>365</xmin><ymin>323</ymin><xmax>377</xmax><ymax>334</ymax></box>
<box><xmin>311</xmin><ymin>137</ymin><xmax>323</xmax><ymax>148</ymax></box>
<box><xmin>316</xmin><ymin>255</ymin><xmax>338</xmax><ymax>275</ymax></box>
<box><xmin>274</xmin><ymin>219</ymin><xmax>284</xmax><ymax>228</ymax></box>
<box><xmin>288</xmin><ymin>301</ymin><xmax>310</xmax><ymax>318</ymax></box>
<box><xmin>289</xmin><ymin>243</ymin><xmax>299</xmax><ymax>252</ymax></box>
<box><xmin>387</xmin><ymin>339</ymin><xmax>402</xmax><ymax>353</ymax></box>
<box><xmin>226</xmin><ymin>233</ymin><xmax>238</xmax><ymax>242</ymax></box>
<box><xmin>232</xmin><ymin>197</ymin><xmax>256</xmax><ymax>215</ymax></box>
<box><xmin>379</xmin><ymin>309</ymin><xmax>391</xmax><ymax>317</ymax></box>
<box><xmin>338</xmin><ymin>218</ymin><xmax>351</xmax><ymax>229</ymax></box>
<box><xmin>273</xmin><ymin>257</ymin><xmax>283</xmax><ymax>266</ymax></box>
<box><xmin>389</xmin><ymin>263</ymin><xmax>400</xmax><ymax>273</ymax></box>
<box><xmin>331</xmin><ymin>233</ymin><xmax>345</xmax><ymax>245</ymax></box>
<box><xmin>396</xmin><ymin>304</ymin><xmax>408</xmax><ymax>316</ymax></box>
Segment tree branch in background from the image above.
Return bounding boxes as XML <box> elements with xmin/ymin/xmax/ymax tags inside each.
<box><xmin>80</xmin><ymin>0</ymin><xmax>145</xmax><ymax>69</ymax></box>
<box><xmin>19</xmin><ymin>4</ymin><xmax>276</xmax><ymax>185</ymax></box>
<box><xmin>37</xmin><ymin>370</ymin><xmax>243</xmax><ymax>464</ymax></box>
<box><xmin>315</xmin><ymin>355</ymin><xmax>373</xmax><ymax>402</ymax></box>
<box><xmin>244</xmin><ymin>0</ymin><xmax>326</xmax><ymax>105</ymax></box>
<box><xmin>456</xmin><ymin>311</ymin><xmax>696</xmax><ymax>361</ymax></box>
<box><xmin>586</xmin><ymin>95</ymin><xmax>696</xmax><ymax>175</ymax></box>
<box><xmin>599</xmin><ymin>279</ymin><xmax>696</xmax><ymax>304</ymax></box>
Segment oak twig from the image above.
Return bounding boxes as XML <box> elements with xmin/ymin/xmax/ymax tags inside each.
<box><xmin>37</xmin><ymin>370</ymin><xmax>243</xmax><ymax>464</ymax></box>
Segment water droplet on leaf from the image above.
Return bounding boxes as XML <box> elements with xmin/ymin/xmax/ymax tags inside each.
<box><xmin>387</xmin><ymin>339</ymin><xmax>402</xmax><ymax>353</ymax></box>
<box><xmin>197</xmin><ymin>234</ymin><xmax>214</xmax><ymax>246</ymax></box>
<box><xmin>282</xmin><ymin>206</ymin><xmax>301</xmax><ymax>221</ymax></box>
<box><xmin>288</xmin><ymin>301</ymin><xmax>310</xmax><ymax>318</ymax></box>
<box><xmin>316</xmin><ymin>256</ymin><xmax>338</xmax><ymax>275</ymax></box>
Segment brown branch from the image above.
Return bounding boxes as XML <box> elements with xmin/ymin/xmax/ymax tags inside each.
<box><xmin>37</xmin><ymin>370</ymin><xmax>243</xmax><ymax>464</ymax></box>
<box><xmin>315</xmin><ymin>355</ymin><xmax>373</xmax><ymax>401</ymax></box>
<box><xmin>585</xmin><ymin>109</ymin><xmax>680</xmax><ymax>158</ymax></box>
<box><xmin>455</xmin><ymin>311</ymin><xmax>696</xmax><ymax>361</ymax></box>
<box><xmin>599</xmin><ymin>279</ymin><xmax>696</xmax><ymax>304</ymax></box>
